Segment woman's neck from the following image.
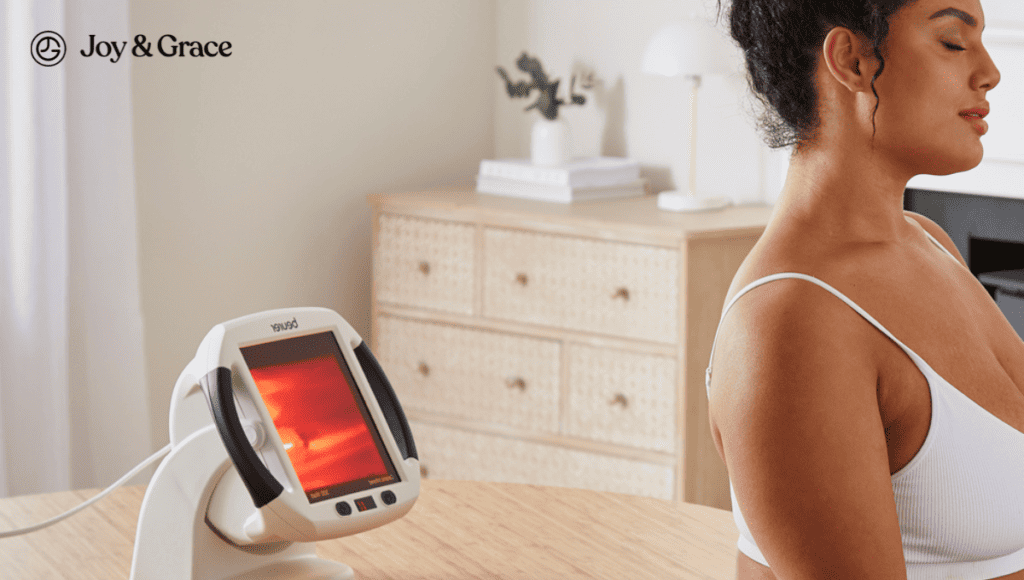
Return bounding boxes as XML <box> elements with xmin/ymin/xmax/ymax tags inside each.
<box><xmin>770</xmin><ymin>143</ymin><xmax>916</xmax><ymax>244</ymax></box>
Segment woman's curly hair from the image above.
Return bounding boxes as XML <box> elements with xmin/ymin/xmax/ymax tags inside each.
<box><xmin>716</xmin><ymin>0</ymin><xmax>919</xmax><ymax>149</ymax></box>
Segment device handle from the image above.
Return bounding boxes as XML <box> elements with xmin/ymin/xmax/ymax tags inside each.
<box><xmin>202</xmin><ymin>367</ymin><xmax>284</xmax><ymax>508</ymax></box>
<box><xmin>354</xmin><ymin>342</ymin><xmax>418</xmax><ymax>460</ymax></box>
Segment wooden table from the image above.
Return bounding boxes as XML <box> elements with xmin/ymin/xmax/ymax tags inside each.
<box><xmin>0</xmin><ymin>479</ymin><xmax>738</xmax><ymax>579</ymax></box>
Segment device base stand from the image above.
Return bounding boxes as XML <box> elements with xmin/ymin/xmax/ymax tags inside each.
<box><xmin>218</xmin><ymin>559</ymin><xmax>353</xmax><ymax>580</ymax></box>
<box><xmin>130</xmin><ymin>424</ymin><xmax>354</xmax><ymax>580</ymax></box>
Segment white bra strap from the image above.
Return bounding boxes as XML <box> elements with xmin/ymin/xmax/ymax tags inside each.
<box><xmin>705</xmin><ymin>273</ymin><xmax>929</xmax><ymax>397</ymax></box>
<box><xmin>921</xmin><ymin>228</ymin><xmax>959</xmax><ymax>262</ymax></box>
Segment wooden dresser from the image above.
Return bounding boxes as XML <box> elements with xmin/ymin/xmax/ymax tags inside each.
<box><xmin>367</xmin><ymin>189</ymin><xmax>772</xmax><ymax>509</ymax></box>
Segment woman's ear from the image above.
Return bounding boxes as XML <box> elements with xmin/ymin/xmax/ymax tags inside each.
<box><xmin>822</xmin><ymin>27</ymin><xmax>878</xmax><ymax>92</ymax></box>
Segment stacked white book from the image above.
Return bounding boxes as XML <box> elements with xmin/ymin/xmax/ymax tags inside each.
<box><xmin>476</xmin><ymin>157</ymin><xmax>646</xmax><ymax>203</ymax></box>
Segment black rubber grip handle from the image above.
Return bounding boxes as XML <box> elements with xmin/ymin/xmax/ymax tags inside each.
<box><xmin>354</xmin><ymin>342</ymin><xmax>417</xmax><ymax>460</ymax></box>
<box><xmin>202</xmin><ymin>367</ymin><xmax>283</xmax><ymax>508</ymax></box>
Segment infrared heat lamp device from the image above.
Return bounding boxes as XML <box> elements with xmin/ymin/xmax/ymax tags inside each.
<box><xmin>130</xmin><ymin>308</ymin><xmax>419</xmax><ymax>580</ymax></box>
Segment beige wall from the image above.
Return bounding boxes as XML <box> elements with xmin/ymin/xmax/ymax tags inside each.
<box><xmin>132</xmin><ymin>1</ymin><xmax>496</xmax><ymax>447</ymax></box>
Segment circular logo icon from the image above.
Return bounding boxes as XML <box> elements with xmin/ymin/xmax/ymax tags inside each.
<box><xmin>31</xmin><ymin>31</ymin><xmax>66</xmax><ymax>67</ymax></box>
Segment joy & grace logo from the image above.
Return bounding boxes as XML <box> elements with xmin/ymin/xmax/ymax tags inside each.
<box><xmin>31</xmin><ymin>32</ymin><xmax>232</xmax><ymax>65</ymax></box>
<box><xmin>31</xmin><ymin>31</ymin><xmax>66</xmax><ymax>66</ymax></box>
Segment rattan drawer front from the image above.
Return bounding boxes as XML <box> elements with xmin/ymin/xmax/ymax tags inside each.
<box><xmin>483</xmin><ymin>228</ymin><xmax>679</xmax><ymax>343</ymax></box>
<box><xmin>375</xmin><ymin>316</ymin><xmax>560</xmax><ymax>433</ymax></box>
<box><xmin>566</xmin><ymin>344</ymin><xmax>677</xmax><ymax>453</ymax></box>
<box><xmin>375</xmin><ymin>214</ymin><xmax>475</xmax><ymax>314</ymax></box>
<box><xmin>410</xmin><ymin>421</ymin><xmax>675</xmax><ymax>500</ymax></box>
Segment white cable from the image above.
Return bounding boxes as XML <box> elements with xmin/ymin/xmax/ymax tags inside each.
<box><xmin>0</xmin><ymin>443</ymin><xmax>173</xmax><ymax>538</ymax></box>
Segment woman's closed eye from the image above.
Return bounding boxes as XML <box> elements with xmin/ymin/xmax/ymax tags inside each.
<box><xmin>943</xmin><ymin>41</ymin><xmax>966</xmax><ymax>51</ymax></box>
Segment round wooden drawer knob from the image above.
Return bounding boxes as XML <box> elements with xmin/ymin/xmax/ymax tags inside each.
<box><xmin>515</xmin><ymin>273</ymin><xmax>529</xmax><ymax>286</ymax></box>
<box><xmin>420</xmin><ymin>464</ymin><xmax>429</xmax><ymax>478</ymax></box>
<box><xmin>506</xmin><ymin>377</ymin><xmax>527</xmax><ymax>391</ymax></box>
<box><xmin>418</xmin><ymin>261</ymin><xmax>431</xmax><ymax>276</ymax></box>
<box><xmin>610</xmin><ymin>393</ymin><xmax>629</xmax><ymax>408</ymax></box>
<box><xmin>417</xmin><ymin>362</ymin><xmax>431</xmax><ymax>377</ymax></box>
<box><xmin>612</xmin><ymin>287</ymin><xmax>630</xmax><ymax>301</ymax></box>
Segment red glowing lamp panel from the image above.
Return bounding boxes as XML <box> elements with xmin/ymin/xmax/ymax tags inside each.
<box><xmin>247</xmin><ymin>355</ymin><xmax>389</xmax><ymax>493</ymax></box>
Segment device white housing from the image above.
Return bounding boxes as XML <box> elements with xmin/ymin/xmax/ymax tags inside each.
<box><xmin>130</xmin><ymin>307</ymin><xmax>420</xmax><ymax>580</ymax></box>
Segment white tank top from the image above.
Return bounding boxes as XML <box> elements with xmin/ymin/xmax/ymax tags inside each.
<box><xmin>705</xmin><ymin>232</ymin><xmax>1024</xmax><ymax>579</ymax></box>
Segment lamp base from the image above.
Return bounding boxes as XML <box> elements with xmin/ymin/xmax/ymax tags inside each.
<box><xmin>657</xmin><ymin>191</ymin><xmax>732</xmax><ymax>212</ymax></box>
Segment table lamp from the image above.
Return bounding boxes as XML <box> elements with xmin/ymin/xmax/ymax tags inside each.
<box><xmin>642</xmin><ymin>19</ymin><xmax>736</xmax><ymax>211</ymax></box>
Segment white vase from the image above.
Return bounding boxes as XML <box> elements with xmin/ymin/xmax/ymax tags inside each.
<box><xmin>530</xmin><ymin>117</ymin><xmax>571</xmax><ymax>167</ymax></box>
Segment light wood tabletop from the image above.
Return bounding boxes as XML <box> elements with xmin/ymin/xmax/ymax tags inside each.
<box><xmin>0</xmin><ymin>479</ymin><xmax>739</xmax><ymax>579</ymax></box>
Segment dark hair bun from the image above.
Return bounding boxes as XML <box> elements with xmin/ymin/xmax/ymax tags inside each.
<box><xmin>716</xmin><ymin>0</ymin><xmax>912</xmax><ymax>149</ymax></box>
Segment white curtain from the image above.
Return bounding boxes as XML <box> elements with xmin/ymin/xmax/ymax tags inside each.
<box><xmin>1</xmin><ymin>0</ymin><xmax>152</xmax><ymax>497</ymax></box>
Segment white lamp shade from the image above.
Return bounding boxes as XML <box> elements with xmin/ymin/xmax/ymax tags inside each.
<box><xmin>642</xmin><ymin>20</ymin><xmax>735</xmax><ymax>78</ymax></box>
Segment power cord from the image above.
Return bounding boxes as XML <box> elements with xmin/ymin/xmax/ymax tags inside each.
<box><xmin>0</xmin><ymin>443</ymin><xmax>173</xmax><ymax>538</ymax></box>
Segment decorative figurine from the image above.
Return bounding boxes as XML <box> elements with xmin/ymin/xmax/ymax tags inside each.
<box><xmin>496</xmin><ymin>52</ymin><xmax>591</xmax><ymax>120</ymax></box>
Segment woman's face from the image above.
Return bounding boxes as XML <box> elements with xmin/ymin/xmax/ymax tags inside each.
<box><xmin>871</xmin><ymin>0</ymin><xmax>1000</xmax><ymax>176</ymax></box>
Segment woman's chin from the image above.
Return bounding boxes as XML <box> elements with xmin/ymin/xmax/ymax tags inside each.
<box><xmin>902</xmin><ymin>143</ymin><xmax>985</xmax><ymax>177</ymax></box>
<box><xmin>936</xmin><ymin>150</ymin><xmax>985</xmax><ymax>176</ymax></box>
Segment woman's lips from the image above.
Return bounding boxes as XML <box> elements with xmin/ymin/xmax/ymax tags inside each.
<box><xmin>961</xmin><ymin>114</ymin><xmax>989</xmax><ymax>135</ymax></box>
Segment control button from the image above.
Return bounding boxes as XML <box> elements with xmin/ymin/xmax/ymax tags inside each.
<box><xmin>354</xmin><ymin>496</ymin><xmax>377</xmax><ymax>512</ymax></box>
<box><xmin>336</xmin><ymin>501</ymin><xmax>352</xmax><ymax>516</ymax></box>
<box><xmin>381</xmin><ymin>490</ymin><xmax>397</xmax><ymax>505</ymax></box>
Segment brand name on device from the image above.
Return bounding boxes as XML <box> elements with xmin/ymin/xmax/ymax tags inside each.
<box><xmin>270</xmin><ymin>318</ymin><xmax>298</xmax><ymax>333</ymax></box>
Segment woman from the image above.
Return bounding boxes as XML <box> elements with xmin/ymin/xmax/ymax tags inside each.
<box><xmin>704</xmin><ymin>0</ymin><xmax>1022</xmax><ymax>578</ymax></box>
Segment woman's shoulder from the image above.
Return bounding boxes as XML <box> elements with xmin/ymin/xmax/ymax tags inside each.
<box><xmin>903</xmin><ymin>210</ymin><xmax>968</xmax><ymax>267</ymax></box>
<box><xmin>719</xmin><ymin>255</ymin><xmax>880</xmax><ymax>356</ymax></box>
<box><xmin>724</xmin><ymin>224</ymin><xmax>859</xmax><ymax>309</ymax></box>
<box><xmin>713</xmin><ymin>222</ymin><xmax>893</xmax><ymax>373</ymax></box>
<box><xmin>726</xmin><ymin>211</ymin><xmax>941</xmax><ymax>304</ymax></box>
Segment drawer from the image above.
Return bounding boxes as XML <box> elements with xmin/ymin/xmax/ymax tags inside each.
<box><xmin>374</xmin><ymin>316</ymin><xmax>560</xmax><ymax>433</ymax></box>
<box><xmin>410</xmin><ymin>421</ymin><xmax>675</xmax><ymax>500</ymax></box>
<box><xmin>374</xmin><ymin>214</ymin><xmax>475</xmax><ymax>314</ymax></box>
<box><xmin>565</xmin><ymin>345</ymin><xmax>677</xmax><ymax>453</ymax></box>
<box><xmin>483</xmin><ymin>228</ymin><xmax>679</xmax><ymax>343</ymax></box>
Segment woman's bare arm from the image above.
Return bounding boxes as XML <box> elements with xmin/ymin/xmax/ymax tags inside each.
<box><xmin>709</xmin><ymin>278</ymin><xmax>907</xmax><ymax>579</ymax></box>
